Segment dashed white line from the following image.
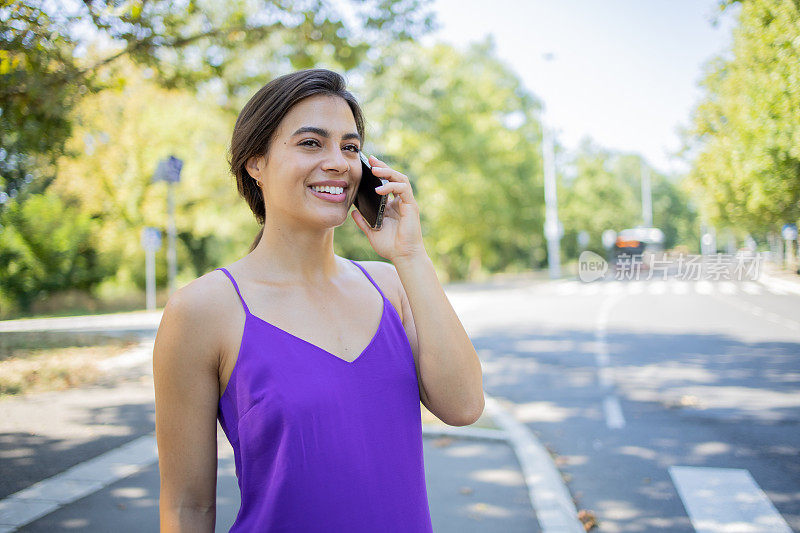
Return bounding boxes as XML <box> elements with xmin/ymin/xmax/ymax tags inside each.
<box><xmin>595</xmin><ymin>294</ymin><xmax>626</xmax><ymax>429</ymax></box>
<box><xmin>603</xmin><ymin>396</ymin><xmax>626</xmax><ymax>429</ymax></box>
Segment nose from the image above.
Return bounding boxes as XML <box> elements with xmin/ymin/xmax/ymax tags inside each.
<box><xmin>321</xmin><ymin>146</ymin><xmax>350</xmax><ymax>174</ymax></box>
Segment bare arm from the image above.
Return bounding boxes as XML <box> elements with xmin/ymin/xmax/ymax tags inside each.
<box><xmin>382</xmin><ymin>257</ymin><xmax>485</xmax><ymax>426</ymax></box>
<box><xmin>153</xmin><ymin>285</ymin><xmax>222</xmax><ymax>532</ymax></box>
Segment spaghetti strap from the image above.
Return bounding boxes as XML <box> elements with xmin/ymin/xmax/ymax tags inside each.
<box><xmin>215</xmin><ymin>267</ymin><xmax>250</xmax><ymax>314</ymax></box>
<box><xmin>349</xmin><ymin>259</ymin><xmax>387</xmax><ymax>300</ymax></box>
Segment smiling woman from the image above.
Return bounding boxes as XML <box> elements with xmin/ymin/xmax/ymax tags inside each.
<box><xmin>151</xmin><ymin>68</ymin><xmax>477</xmax><ymax>533</ymax></box>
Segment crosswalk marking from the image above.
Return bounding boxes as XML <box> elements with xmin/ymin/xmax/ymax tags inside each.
<box><xmin>670</xmin><ymin>279</ymin><xmax>689</xmax><ymax>295</ymax></box>
<box><xmin>548</xmin><ymin>279</ymin><xmax>792</xmax><ymax>297</ymax></box>
<box><xmin>669</xmin><ymin>466</ymin><xmax>792</xmax><ymax>533</ymax></box>
<box><xmin>742</xmin><ymin>281</ymin><xmax>763</xmax><ymax>295</ymax></box>
<box><xmin>695</xmin><ymin>280</ymin><xmax>713</xmax><ymax>294</ymax></box>
<box><xmin>718</xmin><ymin>281</ymin><xmax>737</xmax><ymax>295</ymax></box>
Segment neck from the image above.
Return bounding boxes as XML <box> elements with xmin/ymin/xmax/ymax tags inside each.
<box><xmin>244</xmin><ymin>214</ymin><xmax>344</xmax><ymax>286</ymax></box>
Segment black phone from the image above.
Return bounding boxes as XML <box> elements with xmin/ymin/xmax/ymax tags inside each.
<box><xmin>353</xmin><ymin>151</ymin><xmax>388</xmax><ymax>230</ymax></box>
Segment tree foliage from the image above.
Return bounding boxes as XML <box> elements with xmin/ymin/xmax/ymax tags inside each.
<box><xmin>0</xmin><ymin>0</ymin><xmax>435</xmax><ymax>201</ymax></box>
<box><xmin>560</xmin><ymin>140</ymin><xmax>698</xmax><ymax>258</ymax></box>
<box><xmin>686</xmin><ymin>0</ymin><xmax>800</xmax><ymax>233</ymax></box>
<box><xmin>349</xmin><ymin>38</ymin><xmax>546</xmax><ymax>281</ymax></box>
<box><xmin>0</xmin><ymin>192</ymin><xmax>110</xmax><ymax>314</ymax></box>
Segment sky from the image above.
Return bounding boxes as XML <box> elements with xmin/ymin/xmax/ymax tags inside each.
<box><xmin>421</xmin><ymin>0</ymin><xmax>740</xmax><ymax>175</ymax></box>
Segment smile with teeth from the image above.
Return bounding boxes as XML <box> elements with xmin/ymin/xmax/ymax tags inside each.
<box><xmin>309</xmin><ymin>185</ymin><xmax>344</xmax><ymax>194</ymax></box>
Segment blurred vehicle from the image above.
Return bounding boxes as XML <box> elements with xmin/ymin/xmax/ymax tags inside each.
<box><xmin>612</xmin><ymin>226</ymin><xmax>665</xmax><ymax>271</ymax></box>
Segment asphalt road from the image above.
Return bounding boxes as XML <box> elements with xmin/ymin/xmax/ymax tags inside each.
<box><xmin>447</xmin><ymin>276</ymin><xmax>800</xmax><ymax>532</ymax></box>
<box><xmin>2</xmin><ymin>272</ymin><xmax>798</xmax><ymax>532</ymax></box>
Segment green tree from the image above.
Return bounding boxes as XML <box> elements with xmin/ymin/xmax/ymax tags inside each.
<box><xmin>342</xmin><ymin>37</ymin><xmax>545</xmax><ymax>281</ymax></box>
<box><xmin>686</xmin><ymin>0</ymin><xmax>800</xmax><ymax>235</ymax></box>
<box><xmin>49</xmin><ymin>60</ymin><xmax>248</xmax><ymax>292</ymax></box>
<box><xmin>560</xmin><ymin>141</ymin><xmax>698</xmax><ymax>259</ymax></box>
<box><xmin>1</xmin><ymin>0</ymin><xmax>435</xmax><ymax>201</ymax></box>
<box><xmin>559</xmin><ymin>140</ymin><xmax>640</xmax><ymax>259</ymax></box>
<box><xmin>0</xmin><ymin>193</ymin><xmax>109</xmax><ymax>315</ymax></box>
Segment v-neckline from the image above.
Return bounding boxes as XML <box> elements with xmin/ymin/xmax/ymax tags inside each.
<box><xmin>246</xmin><ymin>294</ymin><xmax>386</xmax><ymax>364</ymax></box>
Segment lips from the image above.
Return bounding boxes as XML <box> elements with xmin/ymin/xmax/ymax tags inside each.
<box><xmin>308</xmin><ymin>186</ymin><xmax>347</xmax><ymax>203</ymax></box>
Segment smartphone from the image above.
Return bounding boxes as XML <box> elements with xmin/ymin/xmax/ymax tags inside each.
<box><xmin>353</xmin><ymin>151</ymin><xmax>388</xmax><ymax>230</ymax></box>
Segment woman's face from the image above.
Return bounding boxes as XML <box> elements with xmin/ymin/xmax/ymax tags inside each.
<box><xmin>247</xmin><ymin>94</ymin><xmax>363</xmax><ymax>228</ymax></box>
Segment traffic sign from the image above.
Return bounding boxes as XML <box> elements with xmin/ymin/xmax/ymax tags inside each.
<box><xmin>141</xmin><ymin>227</ymin><xmax>162</xmax><ymax>251</ymax></box>
<box><xmin>153</xmin><ymin>156</ymin><xmax>183</xmax><ymax>183</ymax></box>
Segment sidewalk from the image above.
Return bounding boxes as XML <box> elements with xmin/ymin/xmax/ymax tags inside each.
<box><xmin>0</xmin><ymin>340</ymin><xmax>568</xmax><ymax>532</ymax></box>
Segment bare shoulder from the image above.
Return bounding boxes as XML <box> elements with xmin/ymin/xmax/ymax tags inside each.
<box><xmin>157</xmin><ymin>270</ymin><xmax>241</xmax><ymax>370</ymax></box>
<box><xmin>353</xmin><ymin>259</ymin><xmax>404</xmax><ymax>319</ymax></box>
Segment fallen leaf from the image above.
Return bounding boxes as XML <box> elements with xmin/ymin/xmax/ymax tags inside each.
<box><xmin>432</xmin><ymin>436</ymin><xmax>453</xmax><ymax>448</ymax></box>
<box><xmin>578</xmin><ymin>509</ymin><xmax>598</xmax><ymax>531</ymax></box>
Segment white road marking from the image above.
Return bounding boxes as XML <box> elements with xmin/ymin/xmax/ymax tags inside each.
<box><xmin>758</xmin><ymin>273</ymin><xmax>800</xmax><ymax>296</ymax></box>
<box><xmin>759</xmin><ymin>279</ymin><xmax>788</xmax><ymax>295</ymax></box>
<box><xmin>627</xmin><ymin>282</ymin><xmax>644</xmax><ymax>295</ymax></box>
<box><xmin>718</xmin><ymin>281</ymin><xmax>737</xmax><ymax>295</ymax></box>
<box><xmin>695</xmin><ymin>280</ymin><xmax>713</xmax><ymax>295</ymax></box>
<box><xmin>742</xmin><ymin>281</ymin><xmax>762</xmax><ymax>295</ymax></box>
<box><xmin>598</xmin><ymin>367</ymin><xmax>614</xmax><ymax>388</ymax></box>
<box><xmin>669</xmin><ymin>466</ymin><xmax>792</xmax><ymax>533</ymax></box>
<box><xmin>599</xmin><ymin>282</ymin><xmax>614</xmax><ymax>295</ymax></box>
<box><xmin>584</xmin><ymin>283</ymin><xmax>601</xmax><ymax>295</ymax></box>
<box><xmin>595</xmin><ymin>294</ymin><xmax>626</xmax><ymax>429</ymax></box>
<box><xmin>603</xmin><ymin>396</ymin><xmax>626</xmax><ymax>429</ymax></box>
<box><xmin>649</xmin><ymin>280</ymin><xmax>668</xmax><ymax>295</ymax></box>
<box><xmin>670</xmin><ymin>280</ymin><xmax>690</xmax><ymax>295</ymax></box>
<box><xmin>556</xmin><ymin>282</ymin><xmax>579</xmax><ymax>296</ymax></box>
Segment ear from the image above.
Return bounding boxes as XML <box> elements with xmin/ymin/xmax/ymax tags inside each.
<box><xmin>245</xmin><ymin>155</ymin><xmax>264</xmax><ymax>179</ymax></box>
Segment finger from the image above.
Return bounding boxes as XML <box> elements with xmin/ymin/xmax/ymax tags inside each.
<box><xmin>375</xmin><ymin>181</ymin><xmax>415</xmax><ymax>204</ymax></box>
<box><xmin>369</xmin><ymin>156</ymin><xmax>401</xmax><ymax>176</ymax></box>
<box><xmin>371</xmin><ymin>165</ymin><xmax>409</xmax><ymax>184</ymax></box>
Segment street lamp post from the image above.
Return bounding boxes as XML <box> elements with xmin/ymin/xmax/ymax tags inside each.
<box><xmin>539</xmin><ymin>53</ymin><xmax>563</xmax><ymax>279</ymax></box>
<box><xmin>152</xmin><ymin>155</ymin><xmax>183</xmax><ymax>297</ymax></box>
<box><xmin>641</xmin><ymin>160</ymin><xmax>653</xmax><ymax>227</ymax></box>
<box><xmin>542</xmin><ymin>120</ymin><xmax>562</xmax><ymax>279</ymax></box>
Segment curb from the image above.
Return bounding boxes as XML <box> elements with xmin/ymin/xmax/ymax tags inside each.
<box><xmin>0</xmin><ymin>435</ymin><xmax>158</xmax><ymax>533</ymax></box>
<box><xmin>484</xmin><ymin>394</ymin><xmax>585</xmax><ymax>533</ymax></box>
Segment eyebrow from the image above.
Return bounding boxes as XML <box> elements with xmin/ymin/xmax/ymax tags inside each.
<box><xmin>291</xmin><ymin>126</ymin><xmax>361</xmax><ymax>144</ymax></box>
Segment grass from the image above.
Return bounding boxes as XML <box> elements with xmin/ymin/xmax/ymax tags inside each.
<box><xmin>0</xmin><ymin>331</ymin><xmax>142</xmax><ymax>398</ymax></box>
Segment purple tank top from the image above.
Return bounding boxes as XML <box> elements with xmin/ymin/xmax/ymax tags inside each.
<box><xmin>214</xmin><ymin>260</ymin><xmax>433</xmax><ymax>532</ymax></box>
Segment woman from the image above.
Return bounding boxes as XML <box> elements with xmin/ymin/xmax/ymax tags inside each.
<box><xmin>153</xmin><ymin>68</ymin><xmax>484</xmax><ymax>532</ymax></box>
